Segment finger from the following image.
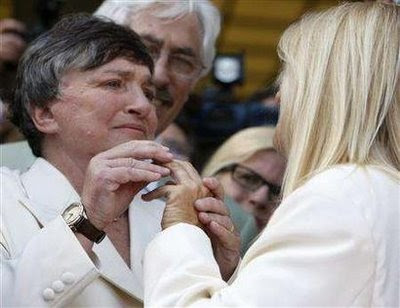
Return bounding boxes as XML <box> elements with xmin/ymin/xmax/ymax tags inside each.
<box><xmin>106</xmin><ymin>157</ymin><xmax>170</xmax><ymax>176</ymax></box>
<box><xmin>198</xmin><ymin>212</ymin><xmax>233</xmax><ymax>231</ymax></box>
<box><xmin>202</xmin><ymin>177</ymin><xmax>224</xmax><ymax>200</ymax></box>
<box><xmin>164</xmin><ymin>160</ymin><xmax>193</xmax><ymax>184</ymax></box>
<box><xmin>104</xmin><ymin>167</ymin><xmax>164</xmax><ymax>191</ymax></box>
<box><xmin>99</xmin><ymin>140</ymin><xmax>173</xmax><ymax>162</ymax></box>
<box><xmin>141</xmin><ymin>186</ymin><xmax>170</xmax><ymax>201</ymax></box>
<box><xmin>194</xmin><ymin>197</ymin><xmax>229</xmax><ymax>216</ymax></box>
<box><xmin>0</xmin><ymin>19</ymin><xmax>26</xmax><ymax>33</ymax></box>
<box><xmin>208</xmin><ymin>220</ymin><xmax>239</xmax><ymax>249</ymax></box>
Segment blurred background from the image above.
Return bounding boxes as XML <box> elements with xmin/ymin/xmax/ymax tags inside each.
<box><xmin>1</xmin><ymin>0</ymin><xmax>339</xmax><ymax>98</ymax></box>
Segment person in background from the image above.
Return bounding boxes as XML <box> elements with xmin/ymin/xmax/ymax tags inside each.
<box><xmin>202</xmin><ymin>126</ymin><xmax>286</xmax><ymax>253</ymax></box>
<box><xmin>1</xmin><ymin>14</ymin><xmax>237</xmax><ymax>307</ymax></box>
<box><xmin>142</xmin><ymin>1</ymin><xmax>400</xmax><ymax>306</ymax></box>
<box><xmin>0</xmin><ymin>18</ymin><xmax>26</xmax><ymax>143</ymax></box>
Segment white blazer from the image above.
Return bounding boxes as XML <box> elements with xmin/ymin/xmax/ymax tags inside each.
<box><xmin>144</xmin><ymin>165</ymin><xmax>400</xmax><ymax>307</ymax></box>
<box><xmin>1</xmin><ymin>158</ymin><xmax>165</xmax><ymax>307</ymax></box>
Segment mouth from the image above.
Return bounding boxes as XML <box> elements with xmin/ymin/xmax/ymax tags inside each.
<box><xmin>115</xmin><ymin>124</ymin><xmax>146</xmax><ymax>134</ymax></box>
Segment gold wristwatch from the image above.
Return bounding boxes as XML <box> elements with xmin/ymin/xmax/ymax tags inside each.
<box><xmin>62</xmin><ymin>202</ymin><xmax>106</xmax><ymax>244</ymax></box>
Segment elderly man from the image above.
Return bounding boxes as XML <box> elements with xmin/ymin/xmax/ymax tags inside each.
<box><xmin>1</xmin><ymin>14</ymin><xmax>238</xmax><ymax>307</ymax></box>
<box><xmin>95</xmin><ymin>0</ymin><xmax>220</xmax><ymax>135</ymax></box>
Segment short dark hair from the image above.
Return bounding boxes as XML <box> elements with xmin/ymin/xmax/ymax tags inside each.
<box><xmin>9</xmin><ymin>14</ymin><xmax>154</xmax><ymax>157</ymax></box>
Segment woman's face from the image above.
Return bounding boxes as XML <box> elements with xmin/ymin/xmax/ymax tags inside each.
<box><xmin>216</xmin><ymin>149</ymin><xmax>286</xmax><ymax>230</ymax></box>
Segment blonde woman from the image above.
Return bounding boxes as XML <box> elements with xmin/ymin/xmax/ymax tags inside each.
<box><xmin>202</xmin><ymin>126</ymin><xmax>286</xmax><ymax>232</ymax></box>
<box><xmin>143</xmin><ymin>2</ymin><xmax>400</xmax><ymax>306</ymax></box>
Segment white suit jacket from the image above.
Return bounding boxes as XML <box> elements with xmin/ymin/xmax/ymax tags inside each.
<box><xmin>144</xmin><ymin>165</ymin><xmax>400</xmax><ymax>307</ymax></box>
<box><xmin>1</xmin><ymin>158</ymin><xmax>164</xmax><ymax>307</ymax></box>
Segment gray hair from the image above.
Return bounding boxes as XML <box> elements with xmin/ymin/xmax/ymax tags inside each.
<box><xmin>10</xmin><ymin>14</ymin><xmax>154</xmax><ymax>157</ymax></box>
<box><xmin>94</xmin><ymin>0</ymin><xmax>221</xmax><ymax>77</ymax></box>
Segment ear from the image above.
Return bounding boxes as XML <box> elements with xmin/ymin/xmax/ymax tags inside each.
<box><xmin>31</xmin><ymin>105</ymin><xmax>59</xmax><ymax>134</ymax></box>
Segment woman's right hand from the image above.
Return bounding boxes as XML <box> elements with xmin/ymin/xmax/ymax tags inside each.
<box><xmin>142</xmin><ymin>160</ymin><xmax>211</xmax><ymax>229</ymax></box>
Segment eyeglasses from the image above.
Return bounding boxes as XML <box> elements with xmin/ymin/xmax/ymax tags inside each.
<box><xmin>225</xmin><ymin>164</ymin><xmax>281</xmax><ymax>199</ymax></box>
<box><xmin>142</xmin><ymin>38</ymin><xmax>204</xmax><ymax>80</ymax></box>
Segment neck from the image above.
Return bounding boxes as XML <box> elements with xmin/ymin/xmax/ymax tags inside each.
<box><xmin>41</xmin><ymin>139</ymin><xmax>90</xmax><ymax>194</ymax></box>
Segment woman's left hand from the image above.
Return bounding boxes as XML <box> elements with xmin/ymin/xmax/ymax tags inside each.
<box><xmin>195</xmin><ymin>177</ymin><xmax>241</xmax><ymax>281</ymax></box>
<box><xmin>143</xmin><ymin>164</ymin><xmax>240</xmax><ymax>281</ymax></box>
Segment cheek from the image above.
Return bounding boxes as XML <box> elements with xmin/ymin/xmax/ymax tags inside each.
<box><xmin>147</xmin><ymin>107</ymin><xmax>158</xmax><ymax>137</ymax></box>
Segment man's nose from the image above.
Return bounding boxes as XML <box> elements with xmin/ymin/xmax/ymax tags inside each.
<box><xmin>153</xmin><ymin>55</ymin><xmax>170</xmax><ymax>88</ymax></box>
<box><xmin>249</xmin><ymin>185</ymin><xmax>270</xmax><ymax>208</ymax></box>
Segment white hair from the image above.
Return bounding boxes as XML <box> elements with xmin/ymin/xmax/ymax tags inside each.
<box><xmin>94</xmin><ymin>0</ymin><xmax>221</xmax><ymax>77</ymax></box>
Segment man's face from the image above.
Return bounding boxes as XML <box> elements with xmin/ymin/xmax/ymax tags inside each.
<box><xmin>130</xmin><ymin>11</ymin><xmax>203</xmax><ymax>134</ymax></box>
<box><xmin>48</xmin><ymin>58</ymin><xmax>157</xmax><ymax>158</ymax></box>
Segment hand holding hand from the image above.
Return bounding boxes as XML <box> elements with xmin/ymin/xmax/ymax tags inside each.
<box><xmin>142</xmin><ymin>160</ymin><xmax>211</xmax><ymax>229</ymax></box>
<box><xmin>81</xmin><ymin>140</ymin><xmax>173</xmax><ymax>230</ymax></box>
<box><xmin>195</xmin><ymin>177</ymin><xmax>241</xmax><ymax>281</ymax></box>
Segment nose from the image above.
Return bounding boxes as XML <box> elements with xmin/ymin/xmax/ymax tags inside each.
<box><xmin>124</xmin><ymin>87</ymin><xmax>153</xmax><ymax>117</ymax></box>
<box><xmin>152</xmin><ymin>55</ymin><xmax>170</xmax><ymax>89</ymax></box>
<box><xmin>248</xmin><ymin>185</ymin><xmax>270</xmax><ymax>209</ymax></box>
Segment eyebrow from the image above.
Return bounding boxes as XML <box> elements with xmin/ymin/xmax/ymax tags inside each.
<box><xmin>141</xmin><ymin>34</ymin><xmax>197</xmax><ymax>58</ymax></box>
<box><xmin>91</xmin><ymin>69</ymin><xmax>153</xmax><ymax>85</ymax></box>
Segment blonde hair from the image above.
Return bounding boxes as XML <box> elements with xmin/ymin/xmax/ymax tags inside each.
<box><xmin>276</xmin><ymin>1</ymin><xmax>400</xmax><ymax>197</ymax></box>
<box><xmin>202</xmin><ymin>126</ymin><xmax>277</xmax><ymax>177</ymax></box>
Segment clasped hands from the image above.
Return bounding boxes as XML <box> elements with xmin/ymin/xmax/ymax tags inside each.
<box><xmin>143</xmin><ymin>160</ymin><xmax>241</xmax><ymax>280</ymax></box>
<box><xmin>81</xmin><ymin>140</ymin><xmax>240</xmax><ymax>280</ymax></box>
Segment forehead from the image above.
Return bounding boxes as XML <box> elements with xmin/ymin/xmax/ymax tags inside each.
<box><xmin>129</xmin><ymin>11</ymin><xmax>203</xmax><ymax>56</ymax></box>
<box><xmin>61</xmin><ymin>58</ymin><xmax>152</xmax><ymax>84</ymax></box>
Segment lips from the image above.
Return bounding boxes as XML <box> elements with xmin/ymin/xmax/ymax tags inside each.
<box><xmin>115</xmin><ymin>123</ymin><xmax>146</xmax><ymax>134</ymax></box>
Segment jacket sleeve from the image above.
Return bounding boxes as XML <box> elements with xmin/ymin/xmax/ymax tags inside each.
<box><xmin>143</xmin><ymin>188</ymin><xmax>376</xmax><ymax>307</ymax></box>
<box><xmin>1</xmin><ymin>214</ymin><xmax>100</xmax><ymax>307</ymax></box>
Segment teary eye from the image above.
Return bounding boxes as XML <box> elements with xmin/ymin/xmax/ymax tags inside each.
<box><xmin>104</xmin><ymin>79</ymin><xmax>122</xmax><ymax>89</ymax></box>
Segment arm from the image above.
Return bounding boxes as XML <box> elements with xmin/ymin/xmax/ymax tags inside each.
<box><xmin>1</xmin><ymin>140</ymin><xmax>173</xmax><ymax>305</ymax></box>
<box><xmin>143</xmin><ymin>179</ymin><xmax>375</xmax><ymax>306</ymax></box>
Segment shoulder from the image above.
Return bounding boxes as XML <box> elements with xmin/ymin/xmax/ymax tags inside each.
<box><xmin>291</xmin><ymin>165</ymin><xmax>397</xmax><ymax>207</ymax></box>
<box><xmin>0</xmin><ymin>166</ymin><xmax>26</xmax><ymax>198</ymax></box>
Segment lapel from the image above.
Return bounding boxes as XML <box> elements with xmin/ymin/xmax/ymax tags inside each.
<box><xmin>129</xmin><ymin>188</ymin><xmax>166</xmax><ymax>294</ymax></box>
<box><xmin>19</xmin><ymin>158</ymin><xmax>144</xmax><ymax>301</ymax></box>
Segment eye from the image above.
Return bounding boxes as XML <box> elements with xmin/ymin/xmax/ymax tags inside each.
<box><xmin>169</xmin><ymin>56</ymin><xmax>196</xmax><ymax>74</ymax></box>
<box><xmin>104</xmin><ymin>79</ymin><xmax>122</xmax><ymax>89</ymax></box>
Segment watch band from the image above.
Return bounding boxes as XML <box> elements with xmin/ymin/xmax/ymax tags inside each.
<box><xmin>77</xmin><ymin>218</ymin><xmax>106</xmax><ymax>244</ymax></box>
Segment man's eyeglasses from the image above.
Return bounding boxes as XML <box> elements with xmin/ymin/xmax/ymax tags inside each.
<box><xmin>142</xmin><ymin>38</ymin><xmax>204</xmax><ymax>80</ymax></box>
<box><xmin>224</xmin><ymin>164</ymin><xmax>281</xmax><ymax>199</ymax></box>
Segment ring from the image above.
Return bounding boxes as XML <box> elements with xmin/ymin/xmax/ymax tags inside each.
<box><xmin>229</xmin><ymin>225</ymin><xmax>235</xmax><ymax>232</ymax></box>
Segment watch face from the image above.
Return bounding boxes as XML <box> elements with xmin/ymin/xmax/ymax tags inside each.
<box><xmin>62</xmin><ymin>203</ymin><xmax>84</xmax><ymax>225</ymax></box>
